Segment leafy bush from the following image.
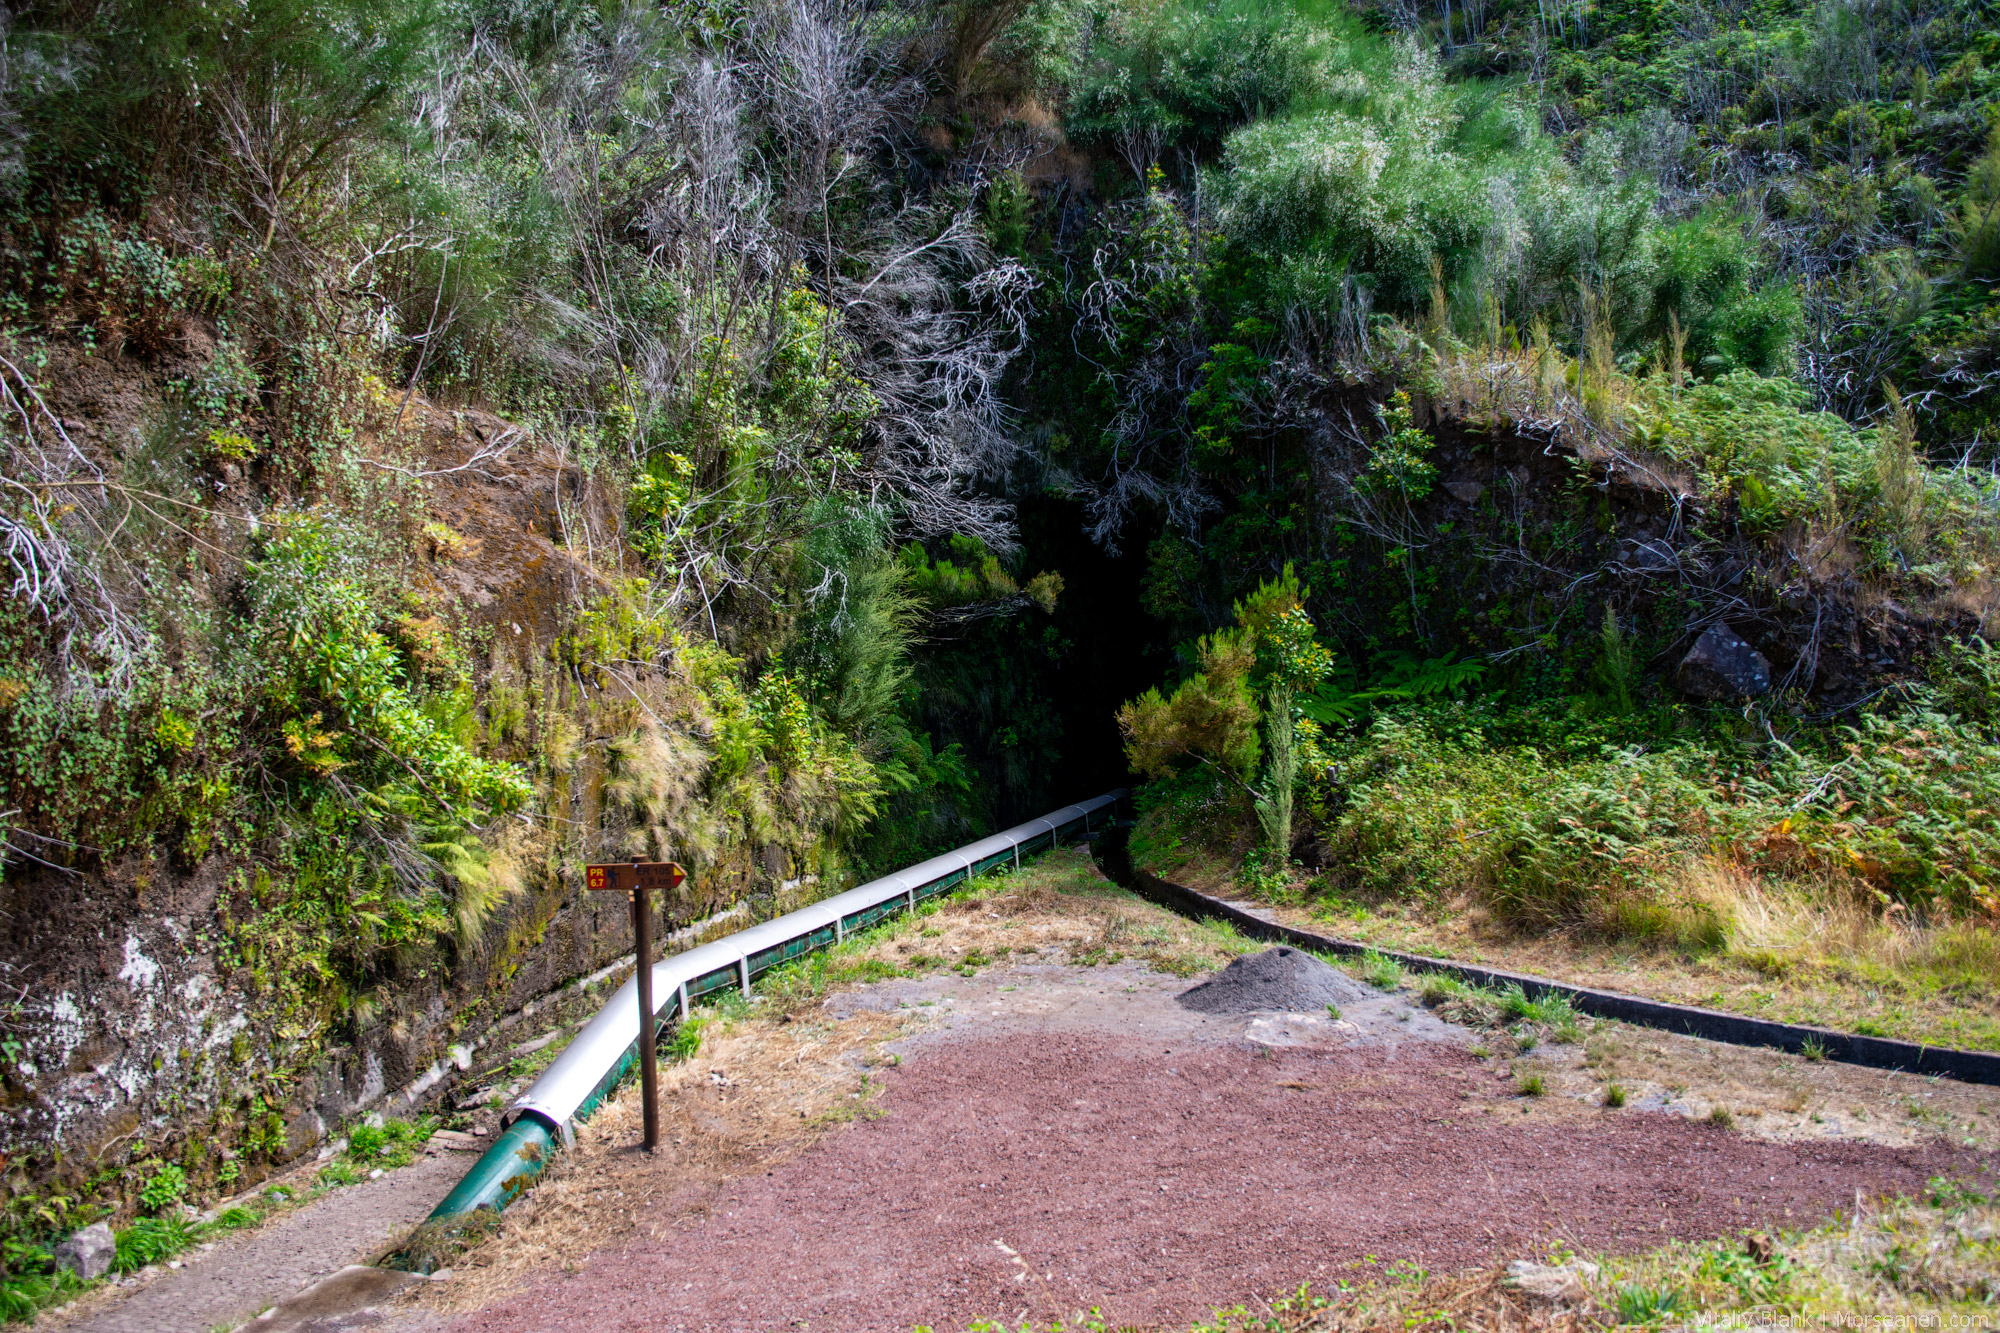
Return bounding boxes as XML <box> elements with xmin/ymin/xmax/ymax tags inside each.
<box><xmin>1213</xmin><ymin>41</ymin><xmax>1499</xmax><ymax>303</ymax></box>
<box><xmin>1748</xmin><ymin>707</ymin><xmax>2000</xmax><ymax>917</ymax></box>
<box><xmin>0</xmin><ymin>1258</ymin><xmax>79</xmax><ymax>1324</ymax></box>
<box><xmin>1630</xmin><ymin>372</ymin><xmax>1880</xmax><ymax>529</ymax></box>
<box><xmin>1481</xmin><ymin>744</ymin><xmax>1721</xmax><ymax>928</ymax></box>
<box><xmin>1283</xmin><ymin>669</ymin><xmax>2000</xmax><ymax>944</ymax></box>
<box><xmin>250</xmin><ymin>514</ymin><xmax>532</xmax><ymax>827</ymax></box>
<box><xmin>898</xmin><ymin>535</ymin><xmax>1061</xmax><ymax>619</ymax></box>
<box><xmin>1065</xmin><ymin>0</ymin><xmax>1361</xmax><ymax>150</ymax></box>
<box><xmin>1118</xmin><ymin>629</ymin><xmax>1261</xmax><ymax>780</ymax></box>
<box><xmin>136</xmin><ymin>1164</ymin><xmax>185</xmax><ymax>1215</ymax></box>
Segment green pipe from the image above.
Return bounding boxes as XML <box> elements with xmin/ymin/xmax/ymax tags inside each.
<box><xmin>425</xmin><ymin>1114</ymin><xmax>558</xmax><ymax>1221</ymax></box>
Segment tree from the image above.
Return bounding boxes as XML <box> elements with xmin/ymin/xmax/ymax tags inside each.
<box><xmin>1116</xmin><ymin>564</ymin><xmax>1332</xmax><ymax>859</ymax></box>
<box><xmin>1234</xmin><ymin>566</ymin><xmax>1332</xmax><ymax>860</ymax></box>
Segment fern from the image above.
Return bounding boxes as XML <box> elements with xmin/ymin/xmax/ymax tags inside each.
<box><xmin>1298</xmin><ymin>652</ymin><xmax>1486</xmax><ymax>725</ymax></box>
<box><xmin>1594</xmin><ymin>606</ymin><xmax>1638</xmax><ymax>714</ymax></box>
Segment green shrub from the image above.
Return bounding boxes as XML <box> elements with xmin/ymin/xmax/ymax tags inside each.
<box><xmin>136</xmin><ymin>1164</ymin><xmax>185</xmax><ymax>1215</ymax></box>
<box><xmin>666</xmin><ymin>1017</ymin><xmax>706</xmax><ymax>1062</ymax></box>
<box><xmin>0</xmin><ymin>1262</ymin><xmax>80</xmax><ymax>1324</ymax></box>
<box><xmin>1118</xmin><ymin>629</ymin><xmax>1260</xmax><ymax>781</ymax></box>
<box><xmin>250</xmin><ymin>514</ymin><xmax>532</xmax><ymax>825</ymax></box>
<box><xmin>1065</xmin><ymin>0</ymin><xmax>1360</xmax><ymax>150</ymax></box>
<box><xmin>1481</xmin><ymin>744</ymin><xmax>1720</xmax><ymax>927</ymax></box>
<box><xmin>1750</xmin><ymin>706</ymin><xmax>2000</xmax><ymax>917</ymax></box>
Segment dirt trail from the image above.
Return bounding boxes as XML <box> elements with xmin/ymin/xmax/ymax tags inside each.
<box><xmin>46</xmin><ymin>1149</ymin><xmax>470</xmax><ymax>1333</ymax></box>
<box><xmin>423</xmin><ymin>958</ymin><xmax>1991</xmax><ymax>1333</ymax></box>
<box><xmin>131</xmin><ymin>851</ymin><xmax>1988</xmax><ymax>1333</ymax></box>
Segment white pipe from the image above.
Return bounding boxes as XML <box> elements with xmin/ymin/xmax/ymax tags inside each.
<box><xmin>511</xmin><ymin>790</ymin><xmax>1126</xmax><ymax>1131</ymax></box>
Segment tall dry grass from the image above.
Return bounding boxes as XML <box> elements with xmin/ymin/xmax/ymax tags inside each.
<box><xmin>1678</xmin><ymin>854</ymin><xmax>2000</xmax><ymax>993</ymax></box>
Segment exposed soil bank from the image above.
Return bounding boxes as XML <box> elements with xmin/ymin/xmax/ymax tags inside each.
<box><xmin>448</xmin><ymin>1030</ymin><xmax>1990</xmax><ymax>1332</ymax></box>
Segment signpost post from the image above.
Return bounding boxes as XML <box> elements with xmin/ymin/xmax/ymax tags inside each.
<box><xmin>585</xmin><ymin>860</ymin><xmax>685</xmax><ymax>1152</ymax></box>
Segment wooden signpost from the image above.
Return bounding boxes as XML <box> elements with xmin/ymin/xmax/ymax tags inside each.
<box><xmin>586</xmin><ymin>860</ymin><xmax>685</xmax><ymax>1152</ymax></box>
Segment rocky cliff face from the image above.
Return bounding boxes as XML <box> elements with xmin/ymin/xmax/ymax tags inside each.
<box><xmin>1288</xmin><ymin>377</ymin><xmax>1972</xmax><ymax>712</ymax></box>
<box><xmin>0</xmin><ymin>353</ymin><xmax>832</xmax><ymax>1208</ymax></box>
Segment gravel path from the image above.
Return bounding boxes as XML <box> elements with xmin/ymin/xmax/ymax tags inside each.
<box><xmin>449</xmin><ymin>1018</ymin><xmax>1987</xmax><ymax>1332</ymax></box>
<box><xmin>50</xmin><ymin>1149</ymin><xmax>470</xmax><ymax>1333</ymax></box>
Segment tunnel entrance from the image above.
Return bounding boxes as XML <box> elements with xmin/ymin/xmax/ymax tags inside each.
<box><xmin>897</xmin><ymin>495</ymin><xmax>1168</xmax><ymax>840</ymax></box>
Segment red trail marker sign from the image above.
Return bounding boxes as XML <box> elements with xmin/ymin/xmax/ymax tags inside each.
<box><xmin>586</xmin><ymin>860</ymin><xmax>684</xmax><ymax>1151</ymax></box>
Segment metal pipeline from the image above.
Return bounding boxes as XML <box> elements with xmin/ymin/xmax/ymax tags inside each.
<box><xmin>410</xmin><ymin>790</ymin><xmax>1128</xmax><ymax>1236</ymax></box>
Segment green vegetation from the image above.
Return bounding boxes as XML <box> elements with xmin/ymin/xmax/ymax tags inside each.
<box><xmin>1063</xmin><ymin>0</ymin><xmax>1999</xmax><ymax>1063</ymax></box>
<box><xmin>0</xmin><ymin>0</ymin><xmax>1063</xmax><ymax>1252</ymax></box>
<box><xmin>5</xmin><ymin>0</ymin><xmax>2000</xmax><ymax>1303</ymax></box>
<box><xmin>1129</xmin><ymin>642</ymin><xmax>2000</xmax><ymax>1045</ymax></box>
<box><xmin>0</xmin><ymin>1113</ymin><xmax>430</xmax><ymax>1322</ymax></box>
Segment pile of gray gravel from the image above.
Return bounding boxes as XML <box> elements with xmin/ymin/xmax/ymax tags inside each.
<box><xmin>1175</xmin><ymin>946</ymin><xmax>1375</xmax><ymax>1014</ymax></box>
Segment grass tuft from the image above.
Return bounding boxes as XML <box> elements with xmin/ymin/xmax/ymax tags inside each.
<box><xmin>1615</xmin><ymin>1283</ymin><xmax>1684</xmax><ymax>1324</ymax></box>
<box><xmin>1359</xmin><ymin>950</ymin><xmax>1403</xmax><ymax>991</ymax></box>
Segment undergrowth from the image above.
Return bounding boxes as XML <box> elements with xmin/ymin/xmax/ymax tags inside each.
<box><xmin>0</xmin><ymin>1116</ymin><xmax>436</xmax><ymax>1322</ymax></box>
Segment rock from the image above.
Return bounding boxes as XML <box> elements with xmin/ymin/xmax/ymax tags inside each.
<box><xmin>1443</xmin><ymin>480</ymin><xmax>1485</xmax><ymax>504</ymax></box>
<box><xmin>1504</xmin><ymin>1258</ymin><xmax>1598</xmax><ymax>1305</ymax></box>
<box><xmin>1677</xmin><ymin>624</ymin><xmax>1771</xmax><ymax>699</ymax></box>
<box><xmin>54</xmin><ymin>1222</ymin><xmax>116</xmax><ymax>1280</ymax></box>
<box><xmin>242</xmin><ymin>1265</ymin><xmax>425</xmax><ymax>1332</ymax></box>
<box><xmin>1624</xmin><ymin>537</ymin><xmax>1677</xmax><ymax>571</ymax></box>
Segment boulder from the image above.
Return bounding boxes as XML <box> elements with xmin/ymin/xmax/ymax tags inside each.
<box><xmin>1623</xmin><ymin>537</ymin><xmax>1677</xmax><ymax>572</ymax></box>
<box><xmin>1443</xmin><ymin>480</ymin><xmax>1485</xmax><ymax>504</ymax></box>
<box><xmin>53</xmin><ymin>1221</ymin><xmax>116</xmax><ymax>1280</ymax></box>
<box><xmin>1504</xmin><ymin>1258</ymin><xmax>1598</xmax><ymax>1305</ymax></box>
<box><xmin>1677</xmin><ymin>624</ymin><xmax>1771</xmax><ymax>699</ymax></box>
